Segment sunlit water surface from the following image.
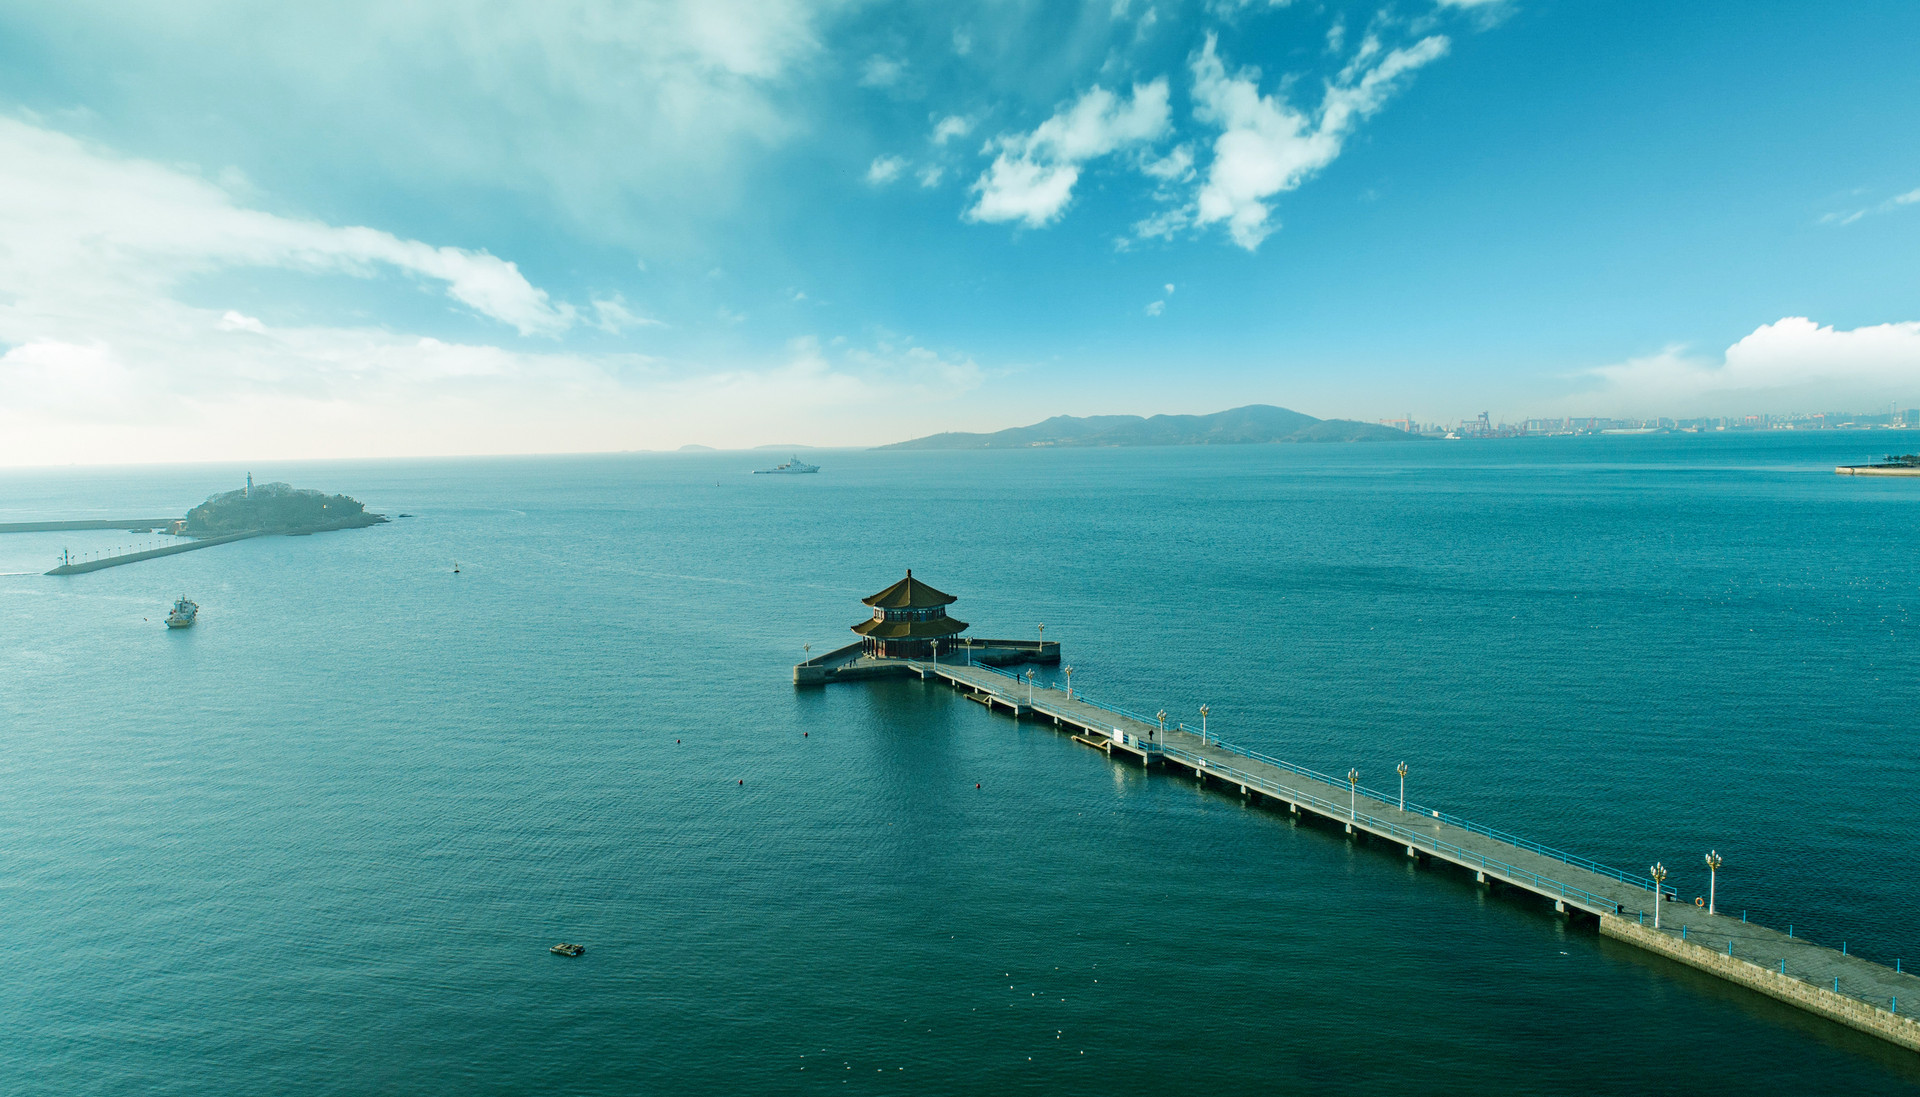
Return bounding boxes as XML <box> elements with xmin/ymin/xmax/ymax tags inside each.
<box><xmin>3</xmin><ymin>433</ymin><xmax>1918</xmax><ymax>1094</ymax></box>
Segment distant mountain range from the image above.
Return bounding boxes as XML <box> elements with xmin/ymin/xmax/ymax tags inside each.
<box><xmin>876</xmin><ymin>404</ymin><xmax>1421</xmax><ymax>450</ymax></box>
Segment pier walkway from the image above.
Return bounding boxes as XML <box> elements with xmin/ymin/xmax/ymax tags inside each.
<box><xmin>45</xmin><ymin>530</ymin><xmax>264</xmax><ymax>574</ymax></box>
<box><xmin>907</xmin><ymin>657</ymin><xmax>1920</xmax><ymax>1052</ymax></box>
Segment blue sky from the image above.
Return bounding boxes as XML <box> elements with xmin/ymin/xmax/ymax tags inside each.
<box><xmin>1</xmin><ymin>0</ymin><xmax>1917</xmax><ymax>462</ymax></box>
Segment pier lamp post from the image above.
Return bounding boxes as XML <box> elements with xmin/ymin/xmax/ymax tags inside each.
<box><xmin>1064</xmin><ymin>666</ymin><xmax>1074</xmax><ymax>699</ymax></box>
<box><xmin>964</xmin><ymin>638</ymin><xmax>974</xmax><ymax>666</ymax></box>
<box><xmin>1200</xmin><ymin>705</ymin><xmax>1210</xmax><ymax>745</ymax></box>
<box><xmin>1347</xmin><ymin>769</ymin><xmax>1359</xmax><ymax>822</ymax></box>
<box><xmin>1704</xmin><ymin>850</ymin><xmax>1722</xmax><ymax>916</ymax></box>
<box><xmin>1650</xmin><ymin>863</ymin><xmax>1668</xmax><ymax>928</ymax></box>
<box><xmin>1037</xmin><ymin>622</ymin><xmax>1045</xmax><ymax>653</ymax></box>
<box><xmin>1025</xmin><ymin>668</ymin><xmax>1035</xmax><ymax>704</ymax></box>
<box><xmin>1397</xmin><ymin>762</ymin><xmax>1408</xmax><ymax>812</ymax></box>
<box><xmin>1156</xmin><ymin>710</ymin><xmax>1166</xmax><ymax>747</ymax></box>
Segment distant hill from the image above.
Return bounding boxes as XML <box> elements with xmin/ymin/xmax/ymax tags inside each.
<box><xmin>876</xmin><ymin>405</ymin><xmax>1420</xmax><ymax>449</ymax></box>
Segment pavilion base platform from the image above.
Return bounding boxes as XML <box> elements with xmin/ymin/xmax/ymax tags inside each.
<box><xmin>792</xmin><ymin>639</ymin><xmax>1058</xmax><ymax>686</ymax></box>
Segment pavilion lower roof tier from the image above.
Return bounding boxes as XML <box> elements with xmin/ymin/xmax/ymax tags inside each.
<box><xmin>851</xmin><ymin>616</ymin><xmax>969</xmax><ymax>639</ymax></box>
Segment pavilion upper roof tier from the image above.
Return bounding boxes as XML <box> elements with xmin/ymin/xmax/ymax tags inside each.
<box><xmin>861</xmin><ymin>570</ymin><xmax>958</xmax><ymax>609</ymax></box>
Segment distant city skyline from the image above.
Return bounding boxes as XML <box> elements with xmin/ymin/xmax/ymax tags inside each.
<box><xmin>1</xmin><ymin>2</ymin><xmax>1917</xmax><ymax>464</ymax></box>
<box><xmin>1381</xmin><ymin>405</ymin><xmax>1920</xmax><ymax>439</ymax></box>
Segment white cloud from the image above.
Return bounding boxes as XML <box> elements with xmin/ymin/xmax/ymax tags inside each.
<box><xmin>0</xmin><ymin>115</ymin><xmax>573</xmax><ymax>337</ymax></box>
<box><xmin>1187</xmin><ymin>32</ymin><xmax>1449</xmax><ymax>249</ymax></box>
<box><xmin>1141</xmin><ymin>144</ymin><xmax>1195</xmax><ymax>182</ymax></box>
<box><xmin>1145</xmin><ymin>300</ymin><xmax>1165</xmax><ymax>316</ymax></box>
<box><xmin>1434</xmin><ymin>0</ymin><xmax>1504</xmax><ymax>6</ymax></box>
<box><xmin>1164</xmin><ymin>283</ymin><xmax>1175</xmax><ymax>294</ymax></box>
<box><xmin>11</xmin><ymin>1</ymin><xmax>837</xmax><ymax>246</ymax></box>
<box><xmin>931</xmin><ymin>114</ymin><xmax>974</xmax><ymax>145</ymax></box>
<box><xmin>1205</xmin><ymin>0</ymin><xmax>1296</xmax><ymax>13</ymax></box>
<box><xmin>1582</xmin><ymin>316</ymin><xmax>1920</xmax><ymax>413</ymax></box>
<box><xmin>0</xmin><ymin>114</ymin><xmax>1005</xmax><ymax>464</ymax></box>
<box><xmin>1822</xmin><ymin>186</ymin><xmax>1920</xmax><ymax>226</ymax></box>
<box><xmin>860</xmin><ymin>54</ymin><xmax>907</xmax><ymax>88</ymax></box>
<box><xmin>590</xmin><ymin>296</ymin><xmax>661</xmax><ymax>333</ymax></box>
<box><xmin>917</xmin><ymin>165</ymin><xmax>945</xmax><ymax>188</ymax></box>
<box><xmin>866</xmin><ymin>155</ymin><xmax>908</xmax><ymax>184</ymax></box>
<box><xmin>967</xmin><ymin>79</ymin><xmax>1172</xmax><ymax>227</ymax></box>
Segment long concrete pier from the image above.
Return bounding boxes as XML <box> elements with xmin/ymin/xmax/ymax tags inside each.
<box><xmin>834</xmin><ymin>654</ymin><xmax>1920</xmax><ymax>1054</ymax></box>
<box><xmin>45</xmin><ymin>530</ymin><xmax>264</xmax><ymax>574</ymax></box>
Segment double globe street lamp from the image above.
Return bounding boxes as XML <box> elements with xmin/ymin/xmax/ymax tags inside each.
<box><xmin>1705</xmin><ymin>850</ymin><xmax>1722</xmax><ymax>916</ymax></box>
<box><xmin>1650</xmin><ymin>862</ymin><xmax>1668</xmax><ymax>928</ymax></box>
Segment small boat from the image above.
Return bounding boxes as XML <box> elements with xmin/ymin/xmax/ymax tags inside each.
<box><xmin>753</xmin><ymin>455</ymin><xmax>820</xmax><ymax>474</ymax></box>
<box><xmin>165</xmin><ymin>596</ymin><xmax>198</xmax><ymax>629</ymax></box>
<box><xmin>550</xmin><ymin>943</ymin><xmax>585</xmax><ymax>957</ymax></box>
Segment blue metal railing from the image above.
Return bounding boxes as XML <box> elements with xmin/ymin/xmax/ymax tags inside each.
<box><xmin>925</xmin><ymin>660</ymin><xmax>1670</xmax><ymax>898</ymax></box>
<box><xmin>1151</xmin><ymin>743</ymin><xmax>1626</xmax><ymax>914</ymax></box>
<box><xmin>1193</xmin><ymin>736</ymin><xmax>1669</xmax><ymax>895</ymax></box>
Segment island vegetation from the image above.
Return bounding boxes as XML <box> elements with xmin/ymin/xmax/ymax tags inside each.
<box><xmin>184</xmin><ymin>483</ymin><xmax>385</xmax><ymax>535</ymax></box>
<box><xmin>876</xmin><ymin>404</ymin><xmax>1422</xmax><ymax>450</ymax></box>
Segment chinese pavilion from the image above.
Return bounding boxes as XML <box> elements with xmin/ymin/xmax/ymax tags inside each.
<box><xmin>852</xmin><ymin>570</ymin><xmax>968</xmax><ymax>659</ymax></box>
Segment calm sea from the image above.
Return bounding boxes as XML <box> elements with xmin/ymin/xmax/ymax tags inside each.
<box><xmin>3</xmin><ymin>433</ymin><xmax>1918</xmax><ymax>1095</ymax></box>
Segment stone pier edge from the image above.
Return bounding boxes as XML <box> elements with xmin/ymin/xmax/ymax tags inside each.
<box><xmin>1601</xmin><ymin>913</ymin><xmax>1920</xmax><ymax>1052</ymax></box>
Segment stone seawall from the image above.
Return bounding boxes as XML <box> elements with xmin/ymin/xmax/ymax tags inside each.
<box><xmin>1601</xmin><ymin>913</ymin><xmax>1920</xmax><ymax>1053</ymax></box>
<box><xmin>45</xmin><ymin>530</ymin><xmax>265</xmax><ymax>574</ymax></box>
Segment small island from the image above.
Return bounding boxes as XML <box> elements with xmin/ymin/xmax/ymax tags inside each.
<box><xmin>45</xmin><ymin>477</ymin><xmax>387</xmax><ymax>576</ymax></box>
<box><xmin>184</xmin><ymin>480</ymin><xmax>387</xmax><ymax>535</ymax></box>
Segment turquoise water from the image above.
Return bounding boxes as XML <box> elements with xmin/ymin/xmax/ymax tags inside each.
<box><xmin>3</xmin><ymin>434</ymin><xmax>1918</xmax><ymax>1094</ymax></box>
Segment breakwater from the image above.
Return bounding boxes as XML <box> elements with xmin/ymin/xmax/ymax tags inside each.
<box><xmin>1836</xmin><ymin>464</ymin><xmax>1920</xmax><ymax>476</ymax></box>
<box><xmin>0</xmin><ymin>518</ymin><xmax>179</xmax><ymax>533</ymax></box>
<box><xmin>811</xmin><ymin>651</ymin><xmax>1920</xmax><ymax>1056</ymax></box>
<box><xmin>45</xmin><ymin>531</ymin><xmax>264</xmax><ymax>574</ymax></box>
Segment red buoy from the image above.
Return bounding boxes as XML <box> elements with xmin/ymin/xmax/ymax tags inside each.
<box><xmin>738</xmin><ymin>779</ymin><xmax>743</xmax><ymax>785</ymax></box>
<box><xmin>976</xmin><ymin>783</ymin><xmax>981</xmax><ymax>789</ymax></box>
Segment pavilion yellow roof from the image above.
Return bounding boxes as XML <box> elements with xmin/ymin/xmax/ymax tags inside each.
<box><xmin>861</xmin><ymin>570</ymin><xmax>958</xmax><ymax>609</ymax></box>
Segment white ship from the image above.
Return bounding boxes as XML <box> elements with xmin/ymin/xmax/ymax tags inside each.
<box><xmin>165</xmin><ymin>596</ymin><xmax>198</xmax><ymax>629</ymax></box>
<box><xmin>753</xmin><ymin>455</ymin><xmax>820</xmax><ymax>474</ymax></box>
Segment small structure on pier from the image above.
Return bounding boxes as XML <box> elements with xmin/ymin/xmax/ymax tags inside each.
<box><xmin>851</xmin><ymin>570</ymin><xmax>968</xmax><ymax>659</ymax></box>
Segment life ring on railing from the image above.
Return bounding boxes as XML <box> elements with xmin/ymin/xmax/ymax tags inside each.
<box><xmin>1694</xmin><ymin>896</ymin><xmax>1705</xmax><ymax>908</ymax></box>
